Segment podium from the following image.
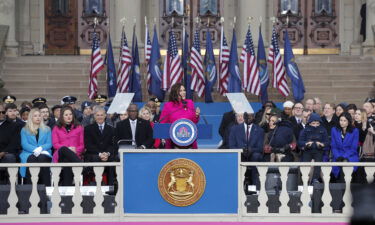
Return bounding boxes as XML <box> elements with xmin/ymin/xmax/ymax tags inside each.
<box><xmin>119</xmin><ymin>149</ymin><xmax>240</xmax><ymax>218</ymax></box>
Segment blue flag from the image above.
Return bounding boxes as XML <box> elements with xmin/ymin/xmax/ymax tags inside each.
<box><xmin>130</xmin><ymin>26</ymin><xmax>143</xmax><ymax>102</ymax></box>
<box><xmin>182</xmin><ymin>27</ymin><xmax>193</xmax><ymax>99</ymax></box>
<box><xmin>284</xmin><ymin>30</ymin><xmax>305</xmax><ymax>102</ymax></box>
<box><xmin>149</xmin><ymin>26</ymin><xmax>165</xmax><ymax>100</ymax></box>
<box><xmin>257</xmin><ymin>26</ymin><xmax>269</xmax><ymax>105</ymax></box>
<box><xmin>228</xmin><ymin>29</ymin><xmax>242</xmax><ymax>93</ymax></box>
<box><xmin>105</xmin><ymin>34</ymin><xmax>117</xmax><ymax>98</ymax></box>
<box><xmin>204</xmin><ymin>28</ymin><xmax>217</xmax><ymax>103</ymax></box>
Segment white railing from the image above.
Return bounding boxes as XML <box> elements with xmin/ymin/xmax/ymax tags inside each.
<box><xmin>0</xmin><ymin>162</ymin><xmax>121</xmax><ymax>222</ymax></box>
<box><xmin>1</xmin><ymin>161</ymin><xmax>374</xmax><ymax>222</ymax></box>
<box><xmin>239</xmin><ymin>162</ymin><xmax>375</xmax><ymax>223</ymax></box>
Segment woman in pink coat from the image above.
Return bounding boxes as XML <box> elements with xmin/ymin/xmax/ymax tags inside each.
<box><xmin>159</xmin><ymin>83</ymin><xmax>200</xmax><ymax>148</ymax></box>
<box><xmin>52</xmin><ymin>106</ymin><xmax>84</xmax><ymax>185</ymax></box>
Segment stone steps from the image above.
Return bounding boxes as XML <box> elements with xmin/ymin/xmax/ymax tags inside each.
<box><xmin>0</xmin><ymin>55</ymin><xmax>374</xmax><ymax>107</ymax></box>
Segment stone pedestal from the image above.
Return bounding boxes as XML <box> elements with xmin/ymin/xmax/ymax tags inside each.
<box><xmin>114</xmin><ymin>0</ymin><xmax>142</xmax><ymax>48</ymax></box>
<box><xmin>0</xmin><ymin>0</ymin><xmax>18</xmax><ymax>56</ymax></box>
<box><xmin>238</xmin><ymin>0</ymin><xmax>267</xmax><ymax>46</ymax></box>
<box><xmin>363</xmin><ymin>0</ymin><xmax>375</xmax><ymax>55</ymax></box>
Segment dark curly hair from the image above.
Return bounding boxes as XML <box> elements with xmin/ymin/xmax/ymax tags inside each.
<box><xmin>56</xmin><ymin>106</ymin><xmax>80</xmax><ymax>128</ymax></box>
<box><xmin>168</xmin><ymin>83</ymin><xmax>184</xmax><ymax>103</ymax></box>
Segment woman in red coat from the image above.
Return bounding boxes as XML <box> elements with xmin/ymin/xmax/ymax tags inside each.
<box><xmin>159</xmin><ymin>83</ymin><xmax>200</xmax><ymax>149</ymax></box>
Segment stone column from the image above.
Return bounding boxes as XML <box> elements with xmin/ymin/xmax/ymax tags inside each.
<box><xmin>114</xmin><ymin>0</ymin><xmax>142</xmax><ymax>48</ymax></box>
<box><xmin>363</xmin><ymin>0</ymin><xmax>375</xmax><ymax>55</ymax></box>
<box><xmin>237</xmin><ymin>0</ymin><xmax>267</xmax><ymax>48</ymax></box>
<box><xmin>0</xmin><ymin>0</ymin><xmax>19</xmax><ymax>56</ymax></box>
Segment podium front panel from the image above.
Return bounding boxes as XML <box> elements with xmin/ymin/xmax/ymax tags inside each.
<box><xmin>122</xmin><ymin>151</ymin><xmax>238</xmax><ymax>214</ymax></box>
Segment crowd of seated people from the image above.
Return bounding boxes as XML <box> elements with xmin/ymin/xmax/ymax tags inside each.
<box><xmin>0</xmin><ymin>90</ymin><xmax>375</xmax><ymax>189</ymax></box>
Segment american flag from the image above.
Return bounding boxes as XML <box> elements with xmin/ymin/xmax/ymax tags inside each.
<box><xmin>219</xmin><ymin>26</ymin><xmax>230</xmax><ymax>96</ymax></box>
<box><xmin>267</xmin><ymin>27</ymin><xmax>290</xmax><ymax>97</ymax></box>
<box><xmin>145</xmin><ymin>25</ymin><xmax>152</xmax><ymax>93</ymax></box>
<box><xmin>88</xmin><ymin>32</ymin><xmax>104</xmax><ymax>99</ymax></box>
<box><xmin>162</xmin><ymin>30</ymin><xmax>183</xmax><ymax>90</ymax></box>
<box><xmin>240</xmin><ymin>26</ymin><xmax>260</xmax><ymax>95</ymax></box>
<box><xmin>117</xmin><ymin>28</ymin><xmax>132</xmax><ymax>93</ymax></box>
<box><xmin>190</xmin><ymin>29</ymin><xmax>205</xmax><ymax>97</ymax></box>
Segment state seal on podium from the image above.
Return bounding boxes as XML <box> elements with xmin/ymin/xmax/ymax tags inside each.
<box><xmin>169</xmin><ymin>119</ymin><xmax>198</xmax><ymax>147</ymax></box>
<box><xmin>158</xmin><ymin>158</ymin><xmax>206</xmax><ymax>207</ymax></box>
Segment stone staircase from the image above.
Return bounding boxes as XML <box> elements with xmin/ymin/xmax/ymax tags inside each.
<box><xmin>0</xmin><ymin>55</ymin><xmax>374</xmax><ymax>107</ymax></box>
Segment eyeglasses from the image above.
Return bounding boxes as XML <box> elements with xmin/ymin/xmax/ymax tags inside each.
<box><xmin>0</xmin><ymin>111</ymin><xmax>5</xmax><ymax>114</ymax></box>
<box><xmin>266</xmin><ymin>113</ymin><xmax>272</xmax><ymax>116</ymax></box>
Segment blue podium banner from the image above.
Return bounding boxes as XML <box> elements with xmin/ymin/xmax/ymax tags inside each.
<box><xmin>122</xmin><ymin>151</ymin><xmax>238</xmax><ymax>214</ymax></box>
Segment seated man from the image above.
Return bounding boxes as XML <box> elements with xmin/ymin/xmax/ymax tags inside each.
<box><xmin>84</xmin><ymin>106</ymin><xmax>116</xmax><ymax>185</ymax></box>
<box><xmin>0</xmin><ymin>103</ymin><xmax>21</xmax><ymax>184</ymax></box>
<box><xmin>229</xmin><ymin>113</ymin><xmax>264</xmax><ymax>191</ymax></box>
<box><xmin>115</xmin><ymin>104</ymin><xmax>154</xmax><ymax>149</ymax></box>
<box><xmin>5</xmin><ymin>103</ymin><xmax>25</xmax><ymax>129</ymax></box>
<box><xmin>218</xmin><ymin>110</ymin><xmax>236</xmax><ymax>149</ymax></box>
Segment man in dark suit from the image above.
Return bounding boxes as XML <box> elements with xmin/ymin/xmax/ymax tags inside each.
<box><xmin>0</xmin><ymin>103</ymin><xmax>21</xmax><ymax>184</ymax></box>
<box><xmin>115</xmin><ymin>104</ymin><xmax>154</xmax><ymax>149</ymax></box>
<box><xmin>5</xmin><ymin>103</ymin><xmax>25</xmax><ymax>129</ymax></box>
<box><xmin>289</xmin><ymin>102</ymin><xmax>304</xmax><ymax>140</ymax></box>
<box><xmin>218</xmin><ymin>110</ymin><xmax>236</xmax><ymax>148</ymax></box>
<box><xmin>229</xmin><ymin>113</ymin><xmax>264</xmax><ymax>191</ymax></box>
<box><xmin>84</xmin><ymin>106</ymin><xmax>116</xmax><ymax>185</ymax></box>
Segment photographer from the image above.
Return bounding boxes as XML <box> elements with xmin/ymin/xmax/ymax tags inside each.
<box><xmin>298</xmin><ymin>113</ymin><xmax>329</xmax><ymax>183</ymax></box>
<box><xmin>229</xmin><ymin>112</ymin><xmax>264</xmax><ymax>191</ymax></box>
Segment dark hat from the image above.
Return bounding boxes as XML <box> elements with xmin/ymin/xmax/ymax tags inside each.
<box><xmin>94</xmin><ymin>94</ymin><xmax>107</xmax><ymax>103</ymax></box>
<box><xmin>308</xmin><ymin>113</ymin><xmax>322</xmax><ymax>124</ymax></box>
<box><xmin>19</xmin><ymin>107</ymin><xmax>30</xmax><ymax>115</ymax></box>
<box><xmin>81</xmin><ymin>101</ymin><xmax>92</xmax><ymax>111</ymax></box>
<box><xmin>149</xmin><ymin>97</ymin><xmax>162</xmax><ymax>107</ymax></box>
<box><xmin>2</xmin><ymin>95</ymin><xmax>16</xmax><ymax>104</ymax></box>
<box><xmin>51</xmin><ymin>105</ymin><xmax>62</xmax><ymax>112</ymax></box>
<box><xmin>32</xmin><ymin>97</ymin><xmax>47</xmax><ymax>107</ymax></box>
<box><xmin>61</xmin><ymin>96</ymin><xmax>77</xmax><ymax>105</ymax></box>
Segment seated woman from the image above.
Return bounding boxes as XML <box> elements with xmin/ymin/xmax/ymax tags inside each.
<box><xmin>331</xmin><ymin>112</ymin><xmax>359</xmax><ymax>182</ymax></box>
<box><xmin>52</xmin><ymin>106</ymin><xmax>84</xmax><ymax>186</ymax></box>
<box><xmin>139</xmin><ymin>106</ymin><xmax>162</xmax><ymax>148</ymax></box>
<box><xmin>19</xmin><ymin>108</ymin><xmax>52</xmax><ymax>186</ymax></box>
<box><xmin>159</xmin><ymin>83</ymin><xmax>200</xmax><ymax>149</ymax></box>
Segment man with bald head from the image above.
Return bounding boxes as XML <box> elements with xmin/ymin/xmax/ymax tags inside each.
<box><xmin>114</xmin><ymin>104</ymin><xmax>154</xmax><ymax>149</ymax></box>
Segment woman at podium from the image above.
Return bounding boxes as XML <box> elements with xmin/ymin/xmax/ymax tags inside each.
<box><xmin>159</xmin><ymin>83</ymin><xmax>200</xmax><ymax>149</ymax></box>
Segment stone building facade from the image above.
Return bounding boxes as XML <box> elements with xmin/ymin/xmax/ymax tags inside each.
<box><xmin>0</xmin><ymin>0</ymin><xmax>374</xmax><ymax>57</ymax></box>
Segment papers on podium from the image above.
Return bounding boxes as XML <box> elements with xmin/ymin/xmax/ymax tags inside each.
<box><xmin>107</xmin><ymin>93</ymin><xmax>134</xmax><ymax>114</ymax></box>
<box><xmin>226</xmin><ymin>93</ymin><xmax>254</xmax><ymax>114</ymax></box>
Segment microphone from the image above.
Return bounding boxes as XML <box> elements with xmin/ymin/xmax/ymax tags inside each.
<box><xmin>182</xmin><ymin>100</ymin><xmax>187</xmax><ymax>110</ymax></box>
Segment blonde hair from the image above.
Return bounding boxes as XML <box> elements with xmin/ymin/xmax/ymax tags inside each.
<box><xmin>139</xmin><ymin>106</ymin><xmax>153</xmax><ymax>121</ymax></box>
<box><xmin>356</xmin><ymin>108</ymin><xmax>368</xmax><ymax>123</ymax></box>
<box><xmin>25</xmin><ymin>108</ymin><xmax>49</xmax><ymax>135</ymax></box>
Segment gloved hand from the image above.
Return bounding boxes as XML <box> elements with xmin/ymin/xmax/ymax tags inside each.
<box><xmin>33</xmin><ymin>146</ymin><xmax>43</xmax><ymax>157</ymax></box>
